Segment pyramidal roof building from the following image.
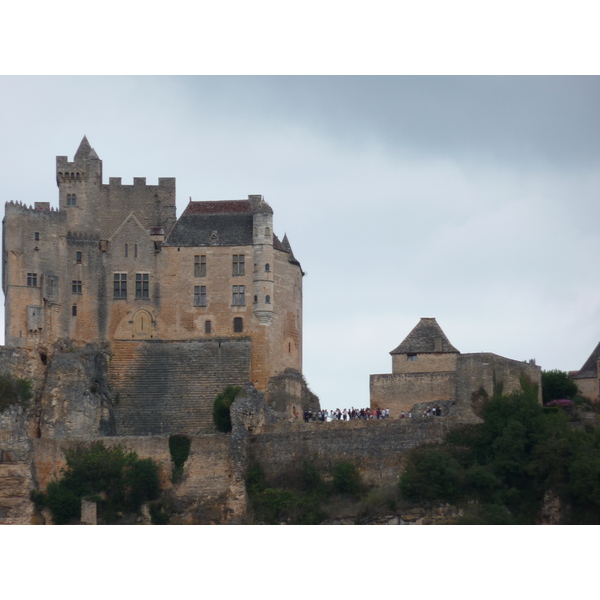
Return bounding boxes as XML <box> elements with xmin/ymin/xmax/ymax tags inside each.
<box><xmin>370</xmin><ymin>317</ymin><xmax>541</xmax><ymax>419</ymax></box>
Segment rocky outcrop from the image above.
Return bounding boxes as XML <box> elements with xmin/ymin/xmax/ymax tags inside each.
<box><xmin>38</xmin><ymin>342</ymin><xmax>115</xmax><ymax>439</ymax></box>
<box><xmin>0</xmin><ymin>404</ymin><xmax>35</xmax><ymax>524</ymax></box>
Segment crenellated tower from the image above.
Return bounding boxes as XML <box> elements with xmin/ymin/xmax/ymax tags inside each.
<box><xmin>56</xmin><ymin>135</ymin><xmax>102</xmax><ymax>232</ymax></box>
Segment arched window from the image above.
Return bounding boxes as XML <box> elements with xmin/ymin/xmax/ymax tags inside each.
<box><xmin>265</xmin><ymin>263</ymin><xmax>270</xmax><ymax>272</ymax></box>
<box><xmin>234</xmin><ymin>317</ymin><xmax>243</xmax><ymax>333</ymax></box>
<box><xmin>265</xmin><ymin>295</ymin><xmax>271</xmax><ymax>304</ymax></box>
<box><xmin>265</xmin><ymin>226</ymin><xmax>270</xmax><ymax>237</ymax></box>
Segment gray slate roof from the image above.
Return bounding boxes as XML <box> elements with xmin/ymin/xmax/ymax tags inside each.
<box><xmin>572</xmin><ymin>342</ymin><xmax>600</xmax><ymax>379</ymax></box>
<box><xmin>390</xmin><ymin>317</ymin><xmax>460</xmax><ymax>355</ymax></box>
<box><xmin>164</xmin><ymin>212</ymin><xmax>253</xmax><ymax>247</ymax></box>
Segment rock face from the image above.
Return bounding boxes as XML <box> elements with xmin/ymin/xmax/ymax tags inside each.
<box><xmin>0</xmin><ymin>404</ymin><xmax>35</xmax><ymax>524</ymax></box>
<box><xmin>38</xmin><ymin>343</ymin><xmax>115</xmax><ymax>439</ymax></box>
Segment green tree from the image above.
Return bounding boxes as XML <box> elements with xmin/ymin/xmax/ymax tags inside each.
<box><xmin>36</xmin><ymin>442</ymin><xmax>161</xmax><ymax>524</ymax></box>
<box><xmin>542</xmin><ymin>369</ymin><xmax>578</xmax><ymax>404</ymax></box>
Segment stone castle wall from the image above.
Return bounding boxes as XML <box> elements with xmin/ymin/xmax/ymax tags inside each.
<box><xmin>371</xmin><ymin>352</ymin><xmax>542</xmax><ymax>420</ymax></box>
<box><xmin>370</xmin><ymin>371</ymin><xmax>456</xmax><ymax>416</ymax></box>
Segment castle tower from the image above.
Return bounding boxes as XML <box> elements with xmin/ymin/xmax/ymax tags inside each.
<box><xmin>251</xmin><ymin>195</ymin><xmax>274</xmax><ymax>326</ymax></box>
<box><xmin>56</xmin><ymin>135</ymin><xmax>102</xmax><ymax>232</ymax></box>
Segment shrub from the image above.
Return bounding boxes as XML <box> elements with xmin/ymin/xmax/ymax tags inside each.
<box><xmin>0</xmin><ymin>374</ymin><xmax>33</xmax><ymax>411</ymax></box>
<box><xmin>332</xmin><ymin>461</ymin><xmax>361</xmax><ymax>497</ymax></box>
<box><xmin>169</xmin><ymin>434</ymin><xmax>191</xmax><ymax>483</ymax></box>
<box><xmin>399</xmin><ymin>446</ymin><xmax>464</xmax><ymax>504</ymax></box>
<box><xmin>213</xmin><ymin>386</ymin><xmax>241</xmax><ymax>432</ymax></box>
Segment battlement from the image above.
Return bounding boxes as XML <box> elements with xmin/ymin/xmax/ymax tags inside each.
<box><xmin>4</xmin><ymin>201</ymin><xmax>64</xmax><ymax>219</ymax></box>
<box><xmin>107</xmin><ymin>177</ymin><xmax>175</xmax><ymax>189</ymax></box>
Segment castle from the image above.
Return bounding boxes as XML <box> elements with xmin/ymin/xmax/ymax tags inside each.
<box><xmin>370</xmin><ymin>317</ymin><xmax>542</xmax><ymax>417</ymax></box>
<box><xmin>2</xmin><ymin>137</ymin><xmax>307</xmax><ymax>434</ymax></box>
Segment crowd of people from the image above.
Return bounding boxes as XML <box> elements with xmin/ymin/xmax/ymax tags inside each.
<box><xmin>297</xmin><ymin>405</ymin><xmax>445</xmax><ymax>422</ymax></box>
<box><xmin>301</xmin><ymin>408</ymin><xmax>390</xmax><ymax>422</ymax></box>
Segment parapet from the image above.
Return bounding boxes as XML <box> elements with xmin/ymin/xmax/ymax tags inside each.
<box><xmin>107</xmin><ymin>177</ymin><xmax>175</xmax><ymax>189</ymax></box>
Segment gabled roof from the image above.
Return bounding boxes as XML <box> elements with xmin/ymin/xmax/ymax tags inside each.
<box><xmin>108</xmin><ymin>213</ymin><xmax>150</xmax><ymax>242</ymax></box>
<box><xmin>572</xmin><ymin>342</ymin><xmax>600</xmax><ymax>379</ymax></box>
<box><xmin>390</xmin><ymin>318</ymin><xmax>459</xmax><ymax>355</ymax></box>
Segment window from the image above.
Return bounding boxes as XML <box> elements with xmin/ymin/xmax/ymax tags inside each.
<box><xmin>407</xmin><ymin>353</ymin><xmax>417</xmax><ymax>362</ymax></box>
<box><xmin>134</xmin><ymin>244</ymin><xmax>138</xmax><ymax>258</ymax></box>
<box><xmin>67</xmin><ymin>193</ymin><xmax>76</xmax><ymax>206</ymax></box>
<box><xmin>265</xmin><ymin>263</ymin><xmax>270</xmax><ymax>272</ymax></box>
<box><xmin>194</xmin><ymin>255</ymin><xmax>206</xmax><ymax>277</ymax></box>
<box><xmin>232</xmin><ymin>285</ymin><xmax>245</xmax><ymax>306</ymax></box>
<box><xmin>205</xmin><ymin>320</ymin><xmax>211</xmax><ymax>334</ymax></box>
<box><xmin>72</xmin><ymin>280</ymin><xmax>82</xmax><ymax>294</ymax></box>
<box><xmin>34</xmin><ymin>232</ymin><xmax>40</xmax><ymax>241</ymax></box>
<box><xmin>125</xmin><ymin>244</ymin><xmax>128</xmax><ymax>258</ymax></box>
<box><xmin>233</xmin><ymin>254</ymin><xmax>245</xmax><ymax>276</ymax></box>
<box><xmin>113</xmin><ymin>273</ymin><xmax>127</xmax><ymax>298</ymax></box>
<box><xmin>265</xmin><ymin>295</ymin><xmax>271</xmax><ymax>304</ymax></box>
<box><xmin>136</xmin><ymin>273</ymin><xmax>149</xmax><ymax>299</ymax></box>
<box><xmin>72</xmin><ymin>305</ymin><xmax>77</xmax><ymax>317</ymax></box>
<box><xmin>76</xmin><ymin>251</ymin><xmax>82</xmax><ymax>264</ymax></box>
<box><xmin>194</xmin><ymin>285</ymin><xmax>207</xmax><ymax>307</ymax></box>
<box><xmin>234</xmin><ymin>317</ymin><xmax>243</xmax><ymax>333</ymax></box>
<box><xmin>27</xmin><ymin>273</ymin><xmax>37</xmax><ymax>287</ymax></box>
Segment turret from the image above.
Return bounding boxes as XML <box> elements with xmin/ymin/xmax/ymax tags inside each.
<box><xmin>56</xmin><ymin>135</ymin><xmax>102</xmax><ymax>213</ymax></box>
<box><xmin>250</xmin><ymin>195</ymin><xmax>274</xmax><ymax>325</ymax></box>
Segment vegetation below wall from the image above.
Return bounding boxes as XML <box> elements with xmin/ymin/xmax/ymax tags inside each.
<box><xmin>399</xmin><ymin>378</ymin><xmax>600</xmax><ymax>524</ymax></box>
<box><xmin>31</xmin><ymin>442</ymin><xmax>161</xmax><ymax>524</ymax></box>
<box><xmin>246</xmin><ymin>459</ymin><xmax>370</xmax><ymax>524</ymax></box>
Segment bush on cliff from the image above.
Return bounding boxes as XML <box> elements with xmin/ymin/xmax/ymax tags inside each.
<box><xmin>36</xmin><ymin>442</ymin><xmax>161</xmax><ymax>524</ymax></box>
<box><xmin>0</xmin><ymin>374</ymin><xmax>32</xmax><ymax>411</ymax></box>
<box><xmin>245</xmin><ymin>458</ymin><xmax>362</xmax><ymax>524</ymax></box>
<box><xmin>399</xmin><ymin>378</ymin><xmax>600</xmax><ymax>524</ymax></box>
<box><xmin>213</xmin><ymin>386</ymin><xmax>241</xmax><ymax>432</ymax></box>
<box><xmin>169</xmin><ymin>434</ymin><xmax>192</xmax><ymax>483</ymax></box>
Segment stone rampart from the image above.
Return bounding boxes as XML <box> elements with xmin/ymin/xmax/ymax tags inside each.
<box><xmin>245</xmin><ymin>416</ymin><xmax>471</xmax><ymax>487</ymax></box>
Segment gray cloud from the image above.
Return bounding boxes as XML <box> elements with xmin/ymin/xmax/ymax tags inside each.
<box><xmin>1</xmin><ymin>75</ymin><xmax>599</xmax><ymax>410</ymax></box>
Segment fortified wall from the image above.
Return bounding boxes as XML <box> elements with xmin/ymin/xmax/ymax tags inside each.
<box><xmin>0</xmin><ymin>383</ymin><xmax>478</xmax><ymax>524</ymax></box>
<box><xmin>370</xmin><ymin>318</ymin><xmax>542</xmax><ymax>418</ymax></box>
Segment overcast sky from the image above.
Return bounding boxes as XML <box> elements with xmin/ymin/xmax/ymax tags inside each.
<box><xmin>1</xmin><ymin>76</ymin><xmax>599</xmax><ymax>410</ymax></box>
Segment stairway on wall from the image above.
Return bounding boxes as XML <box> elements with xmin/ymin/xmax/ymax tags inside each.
<box><xmin>108</xmin><ymin>339</ymin><xmax>251</xmax><ymax>436</ymax></box>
